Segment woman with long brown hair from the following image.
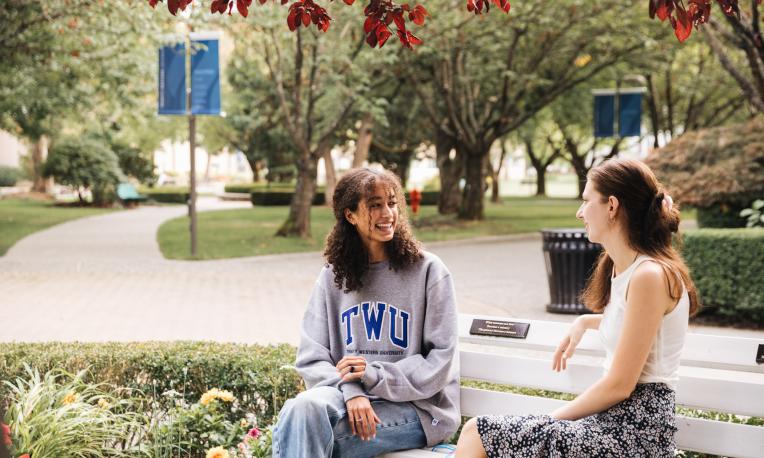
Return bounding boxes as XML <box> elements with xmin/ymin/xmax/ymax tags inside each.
<box><xmin>456</xmin><ymin>158</ymin><xmax>698</xmax><ymax>457</ymax></box>
<box><xmin>272</xmin><ymin>168</ymin><xmax>460</xmax><ymax>457</ymax></box>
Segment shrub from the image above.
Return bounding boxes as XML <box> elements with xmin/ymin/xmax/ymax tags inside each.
<box><xmin>139</xmin><ymin>186</ymin><xmax>190</xmax><ymax>204</ymax></box>
<box><xmin>3</xmin><ymin>365</ymin><xmax>142</xmax><ymax>457</ymax></box>
<box><xmin>696</xmin><ymin>203</ymin><xmax>748</xmax><ymax>228</ymax></box>
<box><xmin>646</xmin><ymin>118</ymin><xmax>764</xmax><ymax>228</ymax></box>
<box><xmin>225</xmin><ymin>183</ymin><xmax>295</xmax><ymax>194</ymax></box>
<box><xmin>0</xmin><ymin>166</ymin><xmax>21</xmax><ymax>187</ymax></box>
<box><xmin>740</xmin><ymin>199</ymin><xmax>764</xmax><ymax>228</ymax></box>
<box><xmin>44</xmin><ymin>136</ymin><xmax>124</xmax><ymax>205</ymax></box>
<box><xmin>250</xmin><ymin>189</ymin><xmax>326</xmax><ymax>206</ymax></box>
<box><xmin>404</xmin><ymin>190</ymin><xmax>439</xmax><ymax>206</ymax></box>
<box><xmin>0</xmin><ymin>342</ymin><xmax>303</xmax><ymax>430</ymax></box>
<box><xmin>683</xmin><ymin>228</ymin><xmax>764</xmax><ymax>324</ymax></box>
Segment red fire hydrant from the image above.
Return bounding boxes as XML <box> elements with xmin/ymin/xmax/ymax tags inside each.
<box><xmin>410</xmin><ymin>188</ymin><xmax>422</xmax><ymax>215</ymax></box>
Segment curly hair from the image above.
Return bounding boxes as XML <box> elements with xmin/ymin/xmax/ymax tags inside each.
<box><xmin>324</xmin><ymin>168</ymin><xmax>422</xmax><ymax>292</ymax></box>
<box><xmin>580</xmin><ymin>158</ymin><xmax>699</xmax><ymax>315</ymax></box>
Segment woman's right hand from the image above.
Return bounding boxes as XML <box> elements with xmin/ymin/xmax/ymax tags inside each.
<box><xmin>552</xmin><ymin>316</ymin><xmax>588</xmax><ymax>372</ymax></box>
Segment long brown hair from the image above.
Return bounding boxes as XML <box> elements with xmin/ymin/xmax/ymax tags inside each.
<box><xmin>581</xmin><ymin>158</ymin><xmax>699</xmax><ymax>315</ymax></box>
<box><xmin>324</xmin><ymin>168</ymin><xmax>422</xmax><ymax>292</ymax></box>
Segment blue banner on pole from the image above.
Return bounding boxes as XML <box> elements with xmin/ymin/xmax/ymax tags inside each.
<box><xmin>618</xmin><ymin>93</ymin><xmax>642</xmax><ymax>137</ymax></box>
<box><xmin>190</xmin><ymin>37</ymin><xmax>221</xmax><ymax>115</ymax></box>
<box><xmin>594</xmin><ymin>94</ymin><xmax>615</xmax><ymax>138</ymax></box>
<box><xmin>158</xmin><ymin>44</ymin><xmax>186</xmax><ymax>115</ymax></box>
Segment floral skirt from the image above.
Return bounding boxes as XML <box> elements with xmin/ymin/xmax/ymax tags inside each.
<box><xmin>476</xmin><ymin>383</ymin><xmax>677</xmax><ymax>458</ymax></box>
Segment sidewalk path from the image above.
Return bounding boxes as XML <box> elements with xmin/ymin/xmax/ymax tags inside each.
<box><xmin>2</xmin><ymin>199</ymin><xmax>760</xmax><ymax>345</ymax></box>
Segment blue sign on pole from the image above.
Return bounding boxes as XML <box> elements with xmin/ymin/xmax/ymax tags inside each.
<box><xmin>158</xmin><ymin>43</ymin><xmax>186</xmax><ymax>115</ymax></box>
<box><xmin>190</xmin><ymin>36</ymin><xmax>221</xmax><ymax>115</ymax></box>
<box><xmin>593</xmin><ymin>89</ymin><xmax>643</xmax><ymax>138</ymax></box>
<box><xmin>618</xmin><ymin>93</ymin><xmax>642</xmax><ymax>137</ymax></box>
<box><xmin>594</xmin><ymin>94</ymin><xmax>615</xmax><ymax>138</ymax></box>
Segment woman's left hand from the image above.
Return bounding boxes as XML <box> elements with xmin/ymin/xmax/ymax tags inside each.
<box><xmin>337</xmin><ymin>356</ymin><xmax>367</xmax><ymax>382</ymax></box>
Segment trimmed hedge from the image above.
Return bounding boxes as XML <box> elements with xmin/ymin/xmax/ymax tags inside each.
<box><xmin>251</xmin><ymin>189</ymin><xmax>326</xmax><ymax>206</ymax></box>
<box><xmin>683</xmin><ymin>228</ymin><xmax>764</xmax><ymax>323</ymax></box>
<box><xmin>225</xmin><ymin>182</ymin><xmax>297</xmax><ymax>194</ymax></box>
<box><xmin>139</xmin><ymin>186</ymin><xmax>189</xmax><ymax>204</ymax></box>
<box><xmin>0</xmin><ymin>342</ymin><xmax>303</xmax><ymax>427</ymax></box>
<box><xmin>404</xmin><ymin>190</ymin><xmax>439</xmax><ymax>206</ymax></box>
<box><xmin>0</xmin><ymin>166</ymin><xmax>21</xmax><ymax>187</ymax></box>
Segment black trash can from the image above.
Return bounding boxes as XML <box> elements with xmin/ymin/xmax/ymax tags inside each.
<box><xmin>541</xmin><ymin>228</ymin><xmax>603</xmax><ymax>314</ymax></box>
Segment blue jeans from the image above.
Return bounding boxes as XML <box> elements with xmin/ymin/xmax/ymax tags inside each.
<box><xmin>272</xmin><ymin>386</ymin><xmax>427</xmax><ymax>458</ymax></box>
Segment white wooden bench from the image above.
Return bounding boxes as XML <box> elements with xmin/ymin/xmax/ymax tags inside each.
<box><xmin>383</xmin><ymin>314</ymin><xmax>764</xmax><ymax>458</ymax></box>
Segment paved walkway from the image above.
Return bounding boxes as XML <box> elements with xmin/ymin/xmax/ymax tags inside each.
<box><xmin>1</xmin><ymin>198</ymin><xmax>760</xmax><ymax>344</ymax></box>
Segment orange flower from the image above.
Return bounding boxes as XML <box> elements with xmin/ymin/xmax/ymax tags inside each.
<box><xmin>205</xmin><ymin>446</ymin><xmax>230</xmax><ymax>458</ymax></box>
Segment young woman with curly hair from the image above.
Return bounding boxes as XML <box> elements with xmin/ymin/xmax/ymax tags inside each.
<box><xmin>456</xmin><ymin>158</ymin><xmax>699</xmax><ymax>457</ymax></box>
<box><xmin>273</xmin><ymin>168</ymin><xmax>460</xmax><ymax>458</ymax></box>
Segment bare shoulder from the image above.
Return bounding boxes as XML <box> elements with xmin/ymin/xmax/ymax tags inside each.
<box><xmin>629</xmin><ymin>260</ymin><xmax>675</xmax><ymax>312</ymax></box>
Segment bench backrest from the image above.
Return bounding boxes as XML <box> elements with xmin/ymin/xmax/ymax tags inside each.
<box><xmin>456</xmin><ymin>314</ymin><xmax>764</xmax><ymax>458</ymax></box>
<box><xmin>117</xmin><ymin>183</ymin><xmax>142</xmax><ymax>200</ymax></box>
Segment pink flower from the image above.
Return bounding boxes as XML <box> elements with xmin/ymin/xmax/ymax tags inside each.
<box><xmin>247</xmin><ymin>427</ymin><xmax>261</xmax><ymax>439</ymax></box>
<box><xmin>1</xmin><ymin>422</ymin><xmax>11</xmax><ymax>446</ymax></box>
<box><xmin>19</xmin><ymin>455</ymin><xmax>31</xmax><ymax>458</ymax></box>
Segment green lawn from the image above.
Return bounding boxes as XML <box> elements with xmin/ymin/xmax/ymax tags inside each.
<box><xmin>158</xmin><ymin>197</ymin><xmax>587</xmax><ymax>260</ymax></box>
<box><xmin>0</xmin><ymin>198</ymin><xmax>116</xmax><ymax>256</ymax></box>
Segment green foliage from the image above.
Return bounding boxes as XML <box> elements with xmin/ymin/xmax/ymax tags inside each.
<box><xmin>696</xmin><ymin>203</ymin><xmax>749</xmax><ymax>228</ymax></box>
<box><xmin>112</xmin><ymin>140</ymin><xmax>156</xmax><ymax>185</ymax></box>
<box><xmin>138</xmin><ymin>186</ymin><xmax>189</xmax><ymax>204</ymax></box>
<box><xmin>43</xmin><ymin>135</ymin><xmax>124</xmax><ymax>205</ymax></box>
<box><xmin>0</xmin><ymin>166</ymin><xmax>20</xmax><ymax>187</ymax></box>
<box><xmin>0</xmin><ymin>342</ymin><xmax>303</xmax><ymax>431</ymax></box>
<box><xmin>251</xmin><ymin>190</ymin><xmax>326</xmax><ymax>206</ymax></box>
<box><xmin>225</xmin><ymin>182</ymin><xmax>304</xmax><ymax>194</ymax></box>
<box><xmin>740</xmin><ymin>199</ymin><xmax>764</xmax><ymax>228</ymax></box>
<box><xmin>683</xmin><ymin>228</ymin><xmax>764</xmax><ymax>323</ymax></box>
<box><xmin>148</xmin><ymin>390</ymin><xmax>247</xmax><ymax>456</ymax></box>
<box><xmin>404</xmin><ymin>190</ymin><xmax>439</xmax><ymax>206</ymax></box>
<box><xmin>3</xmin><ymin>365</ymin><xmax>142</xmax><ymax>457</ymax></box>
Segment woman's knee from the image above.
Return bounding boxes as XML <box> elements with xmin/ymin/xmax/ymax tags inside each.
<box><xmin>456</xmin><ymin>418</ymin><xmax>487</xmax><ymax>458</ymax></box>
<box><xmin>283</xmin><ymin>386</ymin><xmax>344</xmax><ymax>417</ymax></box>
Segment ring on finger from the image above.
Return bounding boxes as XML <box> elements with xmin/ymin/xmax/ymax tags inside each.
<box><xmin>349</xmin><ymin>365</ymin><xmax>354</xmax><ymax>373</ymax></box>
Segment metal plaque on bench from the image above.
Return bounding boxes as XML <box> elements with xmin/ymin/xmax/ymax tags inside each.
<box><xmin>470</xmin><ymin>319</ymin><xmax>530</xmax><ymax>339</ymax></box>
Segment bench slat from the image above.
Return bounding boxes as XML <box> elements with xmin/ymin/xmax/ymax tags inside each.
<box><xmin>460</xmin><ymin>350</ymin><xmax>764</xmax><ymax>417</ymax></box>
<box><xmin>461</xmin><ymin>388</ymin><xmax>764</xmax><ymax>458</ymax></box>
<box><xmin>459</xmin><ymin>314</ymin><xmax>764</xmax><ymax>373</ymax></box>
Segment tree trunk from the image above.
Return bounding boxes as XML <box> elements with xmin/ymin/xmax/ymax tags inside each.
<box><xmin>394</xmin><ymin>150</ymin><xmax>413</xmax><ymax>188</ymax></box>
<box><xmin>276</xmin><ymin>155</ymin><xmax>317</xmax><ymax>238</ymax></box>
<box><xmin>490</xmin><ymin>139</ymin><xmax>507</xmax><ymax>203</ymax></box>
<box><xmin>645</xmin><ymin>73</ymin><xmax>661</xmax><ymax>149</ymax></box>
<box><xmin>353</xmin><ymin>113</ymin><xmax>373</xmax><ymax>168</ymax></box>
<box><xmin>435</xmin><ymin>129</ymin><xmax>461</xmax><ymax>214</ymax></box>
<box><xmin>534</xmin><ymin>168</ymin><xmax>548</xmax><ymax>196</ymax></box>
<box><xmin>458</xmin><ymin>150</ymin><xmax>486</xmax><ymax>221</ymax></box>
<box><xmin>31</xmin><ymin>135</ymin><xmax>52</xmax><ymax>193</ymax></box>
<box><xmin>322</xmin><ymin>148</ymin><xmax>336</xmax><ymax>207</ymax></box>
<box><xmin>571</xmin><ymin>157</ymin><xmax>587</xmax><ymax>198</ymax></box>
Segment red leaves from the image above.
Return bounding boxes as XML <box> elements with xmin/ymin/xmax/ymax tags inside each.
<box><xmin>648</xmin><ymin>0</ymin><xmax>741</xmax><ymax>43</ymax></box>
<box><xmin>236</xmin><ymin>0</ymin><xmax>252</xmax><ymax>17</ymax></box>
<box><xmin>363</xmin><ymin>1</ymin><xmax>426</xmax><ymax>49</ymax></box>
<box><xmin>166</xmin><ymin>0</ymin><xmax>192</xmax><ymax>15</ymax></box>
<box><xmin>466</xmin><ymin>0</ymin><xmax>509</xmax><ymax>15</ymax></box>
<box><xmin>286</xmin><ymin>0</ymin><xmax>331</xmax><ymax>32</ymax></box>
<box><xmin>408</xmin><ymin>4</ymin><xmax>428</xmax><ymax>25</ymax></box>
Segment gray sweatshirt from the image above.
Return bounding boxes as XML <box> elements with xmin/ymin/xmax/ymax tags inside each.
<box><xmin>295</xmin><ymin>251</ymin><xmax>460</xmax><ymax>446</ymax></box>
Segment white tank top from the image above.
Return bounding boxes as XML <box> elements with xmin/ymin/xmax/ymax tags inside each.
<box><xmin>599</xmin><ymin>255</ymin><xmax>689</xmax><ymax>390</ymax></box>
